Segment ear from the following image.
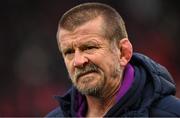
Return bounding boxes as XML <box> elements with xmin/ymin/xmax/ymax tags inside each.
<box><xmin>118</xmin><ymin>38</ymin><xmax>133</xmax><ymax>67</ymax></box>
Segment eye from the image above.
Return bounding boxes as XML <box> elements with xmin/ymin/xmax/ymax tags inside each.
<box><xmin>83</xmin><ymin>46</ymin><xmax>98</xmax><ymax>51</ymax></box>
<box><xmin>86</xmin><ymin>46</ymin><xmax>96</xmax><ymax>50</ymax></box>
<box><xmin>64</xmin><ymin>48</ymin><xmax>74</xmax><ymax>56</ymax></box>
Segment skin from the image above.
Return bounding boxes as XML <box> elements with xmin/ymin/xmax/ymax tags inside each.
<box><xmin>57</xmin><ymin>16</ymin><xmax>132</xmax><ymax>117</ymax></box>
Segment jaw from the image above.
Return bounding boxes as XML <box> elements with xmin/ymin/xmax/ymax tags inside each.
<box><xmin>74</xmin><ymin>73</ymin><xmax>105</xmax><ymax>96</ymax></box>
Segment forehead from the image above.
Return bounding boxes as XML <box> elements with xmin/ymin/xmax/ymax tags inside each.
<box><xmin>58</xmin><ymin>16</ymin><xmax>105</xmax><ymax>44</ymax></box>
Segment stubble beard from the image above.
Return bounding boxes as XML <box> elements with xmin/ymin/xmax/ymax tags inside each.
<box><xmin>75</xmin><ymin>76</ymin><xmax>105</xmax><ymax>96</ymax></box>
<box><xmin>70</xmin><ymin>63</ymin><xmax>105</xmax><ymax>96</ymax></box>
<box><xmin>69</xmin><ymin>62</ymin><xmax>122</xmax><ymax>96</ymax></box>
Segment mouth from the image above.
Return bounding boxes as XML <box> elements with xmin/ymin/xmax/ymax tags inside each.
<box><xmin>77</xmin><ymin>71</ymin><xmax>98</xmax><ymax>80</ymax></box>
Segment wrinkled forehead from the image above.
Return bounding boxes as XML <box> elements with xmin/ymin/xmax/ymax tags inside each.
<box><xmin>57</xmin><ymin>16</ymin><xmax>105</xmax><ymax>42</ymax></box>
<box><xmin>58</xmin><ymin>28</ymin><xmax>106</xmax><ymax>51</ymax></box>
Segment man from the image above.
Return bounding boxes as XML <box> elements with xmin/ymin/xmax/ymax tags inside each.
<box><xmin>46</xmin><ymin>2</ymin><xmax>180</xmax><ymax>117</ymax></box>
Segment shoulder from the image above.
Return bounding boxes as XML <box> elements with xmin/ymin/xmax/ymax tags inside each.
<box><xmin>45</xmin><ymin>107</ymin><xmax>64</xmax><ymax>117</ymax></box>
<box><xmin>150</xmin><ymin>95</ymin><xmax>180</xmax><ymax>116</ymax></box>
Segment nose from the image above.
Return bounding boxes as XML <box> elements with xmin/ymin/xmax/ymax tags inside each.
<box><xmin>73</xmin><ymin>51</ymin><xmax>88</xmax><ymax>68</ymax></box>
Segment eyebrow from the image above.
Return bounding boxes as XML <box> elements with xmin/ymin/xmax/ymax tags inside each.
<box><xmin>85</xmin><ymin>38</ymin><xmax>102</xmax><ymax>44</ymax></box>
<box><xmin>61</xmin><ymin>37</ymin><xmax>103</xmax><ymax>52</ymax></box>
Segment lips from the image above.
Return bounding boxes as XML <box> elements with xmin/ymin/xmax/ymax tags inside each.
<box><xmin>74</xmin><ymin>63</ymin><xmax>100</xmax><ymax>81</ymax></box>
<box><xmin>77</xmin><ymin>71</ymin><xmax>97</xmax><ymax>80</ymax></box>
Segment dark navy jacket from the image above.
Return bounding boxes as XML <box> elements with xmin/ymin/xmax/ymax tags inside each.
<box><xmin>46</xmin><ymin>53</ymin><xmax>180</xmax><ymax>117</ymax></box>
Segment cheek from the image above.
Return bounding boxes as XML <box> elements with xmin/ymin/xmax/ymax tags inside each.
<box><xmin>98</xmin><ymin>53</ymin><xmax>120</xmax><ymax>75</ymax></box>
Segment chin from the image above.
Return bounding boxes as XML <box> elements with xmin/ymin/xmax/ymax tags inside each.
<box><xmin>76</xmin><ymin>78</ymin><xmax>104</xmax><ymax>96</ymax></box>
<box><xmin>78</xmin><ymin>86</ymin><xmax>102</xmax><ymax>96</ymax></box>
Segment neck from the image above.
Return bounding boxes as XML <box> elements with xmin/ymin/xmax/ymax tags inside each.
<box><xmin>85</xmin><ymin>77</ymin><xmax>121</xmax><ymax>117</ymax></box>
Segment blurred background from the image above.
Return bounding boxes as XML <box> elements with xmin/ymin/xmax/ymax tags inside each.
<box><xmin>0</xmin><ymin>0</ymin><xmax>179</xmax><ymax>116</ymax></box>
